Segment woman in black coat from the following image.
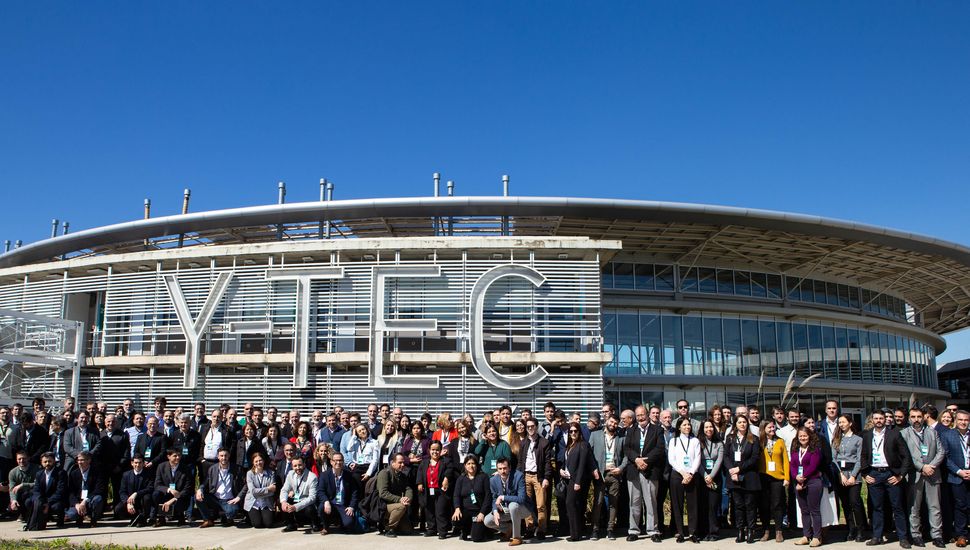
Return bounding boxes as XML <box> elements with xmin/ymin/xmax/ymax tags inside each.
<box><xmin>723</xmin><ymin>415</ymin><xmax>762</xmax><ymax>543</ymax></box>
<box><xmin>452</xmin><ymin>454</ymin><xmax>492</xmax><ymax>542</ymax></box>
<box><xmin>235</xmin><ymin>422</ymin><xmax>265</xmax><ymax>470</ymax></box>
<box><xmin>416</xmin><ymin>440</ymin><xmax>454</xmax><ymax>538</ymax></box>
<box><xmin>560</xmin><ymin>421</ymin><xmax>591</xmax><ymax>542</ymax></box>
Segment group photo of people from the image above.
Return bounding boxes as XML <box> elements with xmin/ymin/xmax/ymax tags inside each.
<box><xmin>1</xmin><ymin>394</ymin><xmax>969</xmax><ymax>549</ymax></box>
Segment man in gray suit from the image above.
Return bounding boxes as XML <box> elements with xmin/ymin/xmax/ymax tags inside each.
<box><xmin>589</xmin><ymin>414</ymin><xmax>628</xmax><ymax>540</ymax></box>
<box><xmin>62</xmin><ymin>411</ymin><xmax>99</xmax><ymax>473</ymax></box>
<box><xmin>901</xmin><ymin>407</ymin><xmax>946</xmax><ymax>548</ymax></box>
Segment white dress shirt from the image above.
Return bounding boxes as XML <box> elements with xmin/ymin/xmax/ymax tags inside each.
<box><xmin>667</xmin><ymin>434</ymin><xmax>701</xmax><ymax>476</ymax></box>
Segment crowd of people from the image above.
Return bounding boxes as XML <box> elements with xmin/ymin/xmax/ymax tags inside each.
<box><xmin>0</xmin><ymin>395</ymin><xmax>969</xmax><ymax>548</ymax></box>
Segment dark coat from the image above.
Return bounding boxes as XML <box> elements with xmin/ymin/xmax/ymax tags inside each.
<box><xmin>622</xmin><ymin>423</ymin><xmax>666</xmax><ymax>482</ymax></box>
<box><xmin>199</xmin><ymin>462</ymin><xmax>247</xmax><ymax>501</ymax></box>
<box><xmin>61</xmin><ymin>426</ymin><xmax>100</xmax><ymax>472</ymax></box>
<box><xmin>11</xmin><ymin>423</ymin><xmax>49</xmax><ymax>464</ymax></box>
<box><xmin>861</xmin><ymin>427</ymin><xmax>912</xmax><ymax>478</ymax></box>
<box><xmin>198</xmin><ymin>423</ymin><xmax>235</xmax><ymax>462</ymax></box>
<box><xmin>31</xmin><ymin>467</ymin><xmax>66</xmax><ymax>508</ymax></box>
<box><xmin>516</xmin><ymin>436</ymin><xmax>554</xmax><ymax>482</ymax></box>
<box><xmin>562</xmin><ymin>440</ymin><xmax>592</xmax><ymax>487</ymax></box>
<box><xmin>318</xmin><ymin>469</ymin><xmax>361</xmax><ymax>510</ymax></box>
<box><xmin>154</xmin><ymin>461</ymin><xmax>193</xmax><ymax>498</ymax></box>
<box><xmin>234</xmin><ymin>437</ymin><xmax>265</xmax><ymax>469</ymax></box>
<box><xmin>170</xmin><ymin>429</ymin><xmax>202</xmax><ymax>467</ymax></box>
<box><xmin>118</xmin><ymin>468</ymin><xmax>153</xmax><ymax>503</ymax></box>
<box><xmin>66</xmin><ymin>466</ymin><xmax>108</xmax><ymax>507</ymax></box>
<box><xmin>723</xmin><ymin>434</ymin><xmax>762</xmax><ymax>491</ymax></box>
<box><xmin>132</xmin><ymin>432</ymin><xmax>167</xmax><ymax>469</ymax></box>
<box><xmin>96</xmin><ymin>428</ymin><xmax>128</xmax><ymax>473</ymax></box>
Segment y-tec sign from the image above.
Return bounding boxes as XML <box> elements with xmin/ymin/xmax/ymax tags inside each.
<box><xmin>163</xmin><ymin>265</ymin><xmax>552</xmax><ymax>391</ymax></box>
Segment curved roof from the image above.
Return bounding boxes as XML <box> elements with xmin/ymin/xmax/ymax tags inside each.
<box><xmin>3</xmin><ymin>196</ymin><xmax>970</xmax><ymax>333</ymax></box>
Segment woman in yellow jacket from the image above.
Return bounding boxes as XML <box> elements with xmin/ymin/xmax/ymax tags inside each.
<box><xmin>758</xmin><ymin>420</ymin><xmax>789</xmax><ymax>542</ymax></box>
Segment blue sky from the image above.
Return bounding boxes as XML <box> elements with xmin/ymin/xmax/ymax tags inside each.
<box><xmin>2</xmin><ymin>2</ymin><xmax>969</xmax><ymax>361</ymax></box>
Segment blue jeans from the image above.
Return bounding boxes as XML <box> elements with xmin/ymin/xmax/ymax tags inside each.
<box><xmin>198</xmin><ymin>493</ymin><xmax>240</xmax><ymax>521</ymax></box>
<box><xmin>868</xmin><ymin>469</ymin><xmax>906</xmax><ymax>540</ymax></box>
<box><xmin>65</xmin><ymin>494</ymin><xmax>104</xmax><ymax>522</ymax></box>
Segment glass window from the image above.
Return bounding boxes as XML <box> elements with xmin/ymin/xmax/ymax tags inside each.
<box><xmin>735</xmin><ymin>272</ymin><xmax>752</xmax><ymax>296</ymax></box>
<box><xmin>792</xmin><ymin>322</ymin><xmax>810</xmax><ymax>378</ymax></box>
<box><xmin>717</xmin><ymin>269</ymin><xmax>735</xmax><ymax>295</ymax></box>
<box><xmin>655</xmin><ymin>265</ymin><xmax>675</xmax><ymax>291</ymax></box>
<box><xmin>683</xmin><ymin>316</ymin><xmax>705</xmax><ymax>376</ymax></box>
<box><xmin>613</xmin><ymin>263</ymin><xmax>635</xmax><ymax>289</ymax></box>
<box><xmin>635</xmin><ymin>264</ymin><xmax>655</xmax><ymax>291</ymax></box>
<box><xmin>698</xmin><ymin>268</ymin><xmax>717</xmax><ymax>294</ymax></box>
<box><xmin>759</xmin><ymin>320</ymin><xmax>778</xmax><ymax>378</ymax></box>
<box><xmin>723</xmin><ymin>317</ymin><xmax>742</xmax><ymax>377</ymax></box>
<box><xmin>640</xmin><ymin>312</ymin><xmax>662</xmax><ymax>375</ymax></box>
<box><xmin>776</xmin><ymin>321</ymin><xmax>794</xmax><ymax>373</ymax></box>
<box><xmin>822</xmin><ymin>324</ymin><xmax>837</xmax><ymax>379</ymax></box>
<box><xmin>767</xmin><ymin>274</ymin><xmax>783</xmax><ymax>299</ymax></box>
<box><xmin>800</xmin><ymin>279</ymin><xmax>815</xmax><ymax>303</ymax></box>
<box><xmin>601</xmin><ymin>264</ymin><xmax>614</xmax><ymax>289</ymax></box>
<box><xmin>751</xmin><ymin>272</ymin><xmax>768</xmax><ymax>298</ymax></box>
<box><xmin>703</xmin><ymin>317</ymin><xmax>724</xmax><ymax>377</ymax></box>
<box><xmin>848</xmin><ymin>286</ymin><xmax>860</xmax><ymax>310</ymax></box>
<box><xmin>615</xmin><ymin>313</ymin><xmax>639</xmax><ymax>375</ymax></box>
<box><xmin>680</xmin><ymin>267</ymin><xmax>698</xmax><ymax>293</ymax></box>
<box><xmin>814</xmin><ymin>280</ymin><xmax>827</xmax><ymax>304</ymax></box>
<box><xmin>620</xmin><ymin>391</ymin><xmax>643</xmax><ymax>413</ymax></box>
<box><xmin>808</xmin><ymin>323</ymin><xmax>823</xmax><ymax>374</ymax></box>
<box><xmin>837</xmin><ymin>285</ymin><xmax>850</xmax><ymax>308</ymax></box>
<box><xmin>602</xmin><ymin>312</ymin><xmax>617</xmax><ymax>374</ymax></box>
<box><xmin>741</xmin><ymin>318</ymin><xmax>760</xmax><ymax>376</ymax></box>
<box><xmin>662</xmin><ymin>315</ymin><xmax>683</xmax><ymax>376</ymax></box>
<box><xmin>826</xmin><ymin>282</ymin><xmax>839</xmax><ymax>306</ymax></box>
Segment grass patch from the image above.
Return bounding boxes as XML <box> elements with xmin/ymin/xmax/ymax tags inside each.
<box><xmin>0</xmin><ymin>540</ymin><xmax>217</xmax><ymax>550</ymax></box>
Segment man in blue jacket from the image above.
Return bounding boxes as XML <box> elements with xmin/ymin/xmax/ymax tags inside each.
<box><xmin>318</xmin><ymin>452</ymin><xmax>360</xmax><ymax>534</ymax></box>
<box><xmin>942</xmin><ymin>410</ymin><xmax>970</xmax><ymax>547</ymax></box>
<box><xmin>486</xmin><ymin>457</ymin><xmax>532</xmax><ymax>547</ymax></box>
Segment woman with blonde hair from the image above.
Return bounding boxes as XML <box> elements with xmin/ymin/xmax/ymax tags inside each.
<box><xmin>759</xmin><ymin>420</ymin><xmax>789</xmax><ymax>542</ymax></box>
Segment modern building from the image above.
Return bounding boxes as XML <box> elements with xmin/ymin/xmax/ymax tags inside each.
<box><xmin>0</xmin><ymin>193</ymin><xmax>965</xmax><ymax>419</ymax></box>
<box><xmin>937</xmin><ymin>359</ymin><xmax>970</xmax><ymax>410</ymax></box>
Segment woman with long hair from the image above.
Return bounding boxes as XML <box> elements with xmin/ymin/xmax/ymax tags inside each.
<box><xmin>244</xmin><ymin>452</ymin><xmax>277</xmax><ymax>528</ymax></box>
<box><xmin>831</xmin><ymin>415</ymin><xmax>865</xmax><ymax>542</ymax></box>
<box><xmin>474</xmin><ymin>423</ymin><xmax>511</xmax><ymax>477</ymax></box>
<box><xmin>343</xmin><ymin>423</ymin><xmax>379</xmax><ymax>484</ymax></box>
<box><xmin>724</xmin><ymin>414</ymin><xmax>761</xmax><ymax>543</ymax></box>
<box><xmin>261</xmin><ymin>424</ymin><xmax>286</xmax><ymax>471</ymax></box>
<box><xmin>236</xmin><ymin>421</ymin><xmax>265</xmax><ymax>470</ymax></box>
<box><xmin>698</xmin><ymin>420</ymin><xmax>724</xmax><ymax>541</ymax></box>
<box><xmin>790</xmin><ymin>427</ymin><xmax>823</xmax><ymax>547</ymax></box>
<box><xmin>376</xmin><ymin>420</ymin><xmax>402</xmax><ymax>472</ymax></box>
<box><xmin>417</xmin><ymin>440</ymin><xmax>453</xmax><ymax>539</ymax></box>
<box><xmin>448</xmin><ymin>419</ymin><xmax>477</xmax><ymax>464</ymax></box>
<box><xmin>310</xmin><ymin>440</ymin><xmax>332</xmax><ymax>476</ymax></box>
<box><xmin>668</xmin><ymin>417</ymin><xmax>701</xmax><ymax>543</ymax></box>
<box><xmin>432</xmin><ymin>413</ymin><xmax>459</xmax><ymax>453</ymax></box>
<box><xmin>801</xmin><ymin>417</ymin><xmax>839</xmax><ymax>533</ymax></box>
<box><xmin>758</xmin><ymin>420</ymin><xmax>789</xmax><ymax>542</ymax></box>
<box><xmin>509</xmin><ymin>419</ymin><xmax>526</xmax><ymax>468</ymax></box>
<box><xmin>289</xmin><ymin>420</ymin><xmax>315</xmax><ymax>462</ymax></box>
<box><xmin>560</xmin><ymin>421</ymin><xmax>591</xmax><ymax>542</ymax></box>
<box><xmin>939</xmin><ymin>409</ymin><xmax>954</xmax><ymax>429</ymax></box>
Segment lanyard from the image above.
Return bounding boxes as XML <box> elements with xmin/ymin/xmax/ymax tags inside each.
<box><xmin>679</xmin><ymin>436</ymin><xmax>690</xmax><ymax>454</ymax></box>
<box><xmin>914</xmin><ymin>429</ymin><xmax>925</xmax><ymax>445</ymax></box>
<box><xmin>765</xmin><ymin>438</ymin><xmax>774</xmax><ymax>459</ymax></box>
<box><xmin>873</xmin><ymin>431</ymin><xmax>885</xmax><ymax>453</ymax></box>
<box><xmin>798</xmin><ymin>447</ymin><xmax>807</xmax><ymax>463</ymax></box>
<box><xmin>704</xmin><ymin>441</ymin><xmax>714</xmax><ymax>458</ymax></box>
<box><xmin>335</xmin><ymin>474</ymin><xmax>343</xmax><ymax>496</ymax></box>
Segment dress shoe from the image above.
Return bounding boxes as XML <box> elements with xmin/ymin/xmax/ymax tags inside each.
<box><xmin>689</xmin><ymin>535</ymin><xmax>700</xmax><ymax>544</ymax></box>
<box><xmin>858</xmin><ymin>535</ymin><xmax>868</xmax><ymax>543</ymax></box>
<box><xmin>651</xmin><ymin>534</ymin><xmax>663</xmax><ymax>543</ymax></box>
<box><xmin>868</xmin><ymin>539</ymin><xmax>885</xmax><ymax>546</ymax></box>
<box><xmin>913</xmin><ymin>538</ymin><xmax>926</xmax><ymax>547</ymax></box>
<box><xmin>438</xmin><ymin>534</ymin><xmax>447</xmax><ymax>540</ymax></box>
<box><xmin>810</xmin><ymin>539</ymin><xmax>822</xmax><ymax>547</ymax></box>
<box><xmin>509</xmin><ymin>538</ymin><xmax>523</xmax><ymax>547</ymax></box>
<box><xmin>384</xmin><ymin>531</ymin><xmax>397</xmax><ymax>538</ymax></box>
<box><xmin>154</xmin><ymin>518</ymin><xmax>166</xmax><ymax>528</ymax></box>
<box><xmin>535</xmin><ymin>531</ymin><xmax>546</xmax><ymax>541</ymax></box>
<box><xmin>177</xmin><ymin>518</ymin><xmax>186</xmax><ymax>526</ymax></box>
<box><xmin>676</xmin><ymin>535</ymin><xmax>685</xmax><ymax>543</ymax></box>
<box><xmin>627</xmin><ymin>534</ymin><xmax>638</xmax><ymax>542</ymax></box>
<box><xmin>747</xmin><ymin>532</ymin><xmax>757</xmax><ymax>544</ymax></box>
<box><xmin>608</xmin><ymin>530</ymin><xmax>616</xmax><ymax>540</ymax></box>
<box><xmin>795</xmin><ymin>536</ymin><xmax>811</xmax><ymax>545</ymax></box>
<box><xmin>424</xmin><ymin>530</ymin><xmax>434</xmax><ymax>537</ymax></box>
<box><xmin>760</xmin><ymin>531</ymin><xmax>771</xmax><ymax>542</ymax></box>
<box><xmin>199</xmin><ymin>519</ymin><xmax>215</xmax><ymax>528</ymax></box>
<box><xmin>901</xmin><ymin>541</ymin><xmax>912</xmax><ymax>549</ymax></box>
<box><xmin>958</xmin><ymin>538</ymin><xmax>968</xmax><ymax>549</ymax></box>
<box><xmin>591</xmin><ymin>531</ymin><xmax>600</xmax><ymax>541</ymax></box>
<box><xmin>736</xmin><ymin>531</ymin><xmax>746</xmax><ymax>543</ymax></box>
<box><xmin>932</xmin><ymin>540</ymin><xmax>946</xmax><ymax>548</ymax></box>
<box><xmin>281</xmin><ymin>524</ymin><xmax>297</xmax><ymax>532</ymax></box>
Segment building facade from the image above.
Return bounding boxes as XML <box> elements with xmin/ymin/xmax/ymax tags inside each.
<box><xmin>0</xmin><ymin>196</ymin><xmax>963</xmax><ymax>418</ymax></box>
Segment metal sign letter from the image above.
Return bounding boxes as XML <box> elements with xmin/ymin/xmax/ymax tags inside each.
<box><xmin>469</xmin><ymin>265</ymin><xmax>550</xmax><ymax>389</ymax></box>
<box><xmin>163</xmin><ymin>271</ymin><xmax>234</xmax><ymax>390</ymax></box>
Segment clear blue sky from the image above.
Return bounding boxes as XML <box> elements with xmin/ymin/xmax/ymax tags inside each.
<box><xmin>2</xmin><ymin>2</ymin><xmax>969</xmax><ymax>361</ymax></box>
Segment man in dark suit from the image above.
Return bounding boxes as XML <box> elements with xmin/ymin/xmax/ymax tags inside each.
<box><xmin>196</xmin><ymin>448</ymin><xmax>247</xmax><ymax>527</ymax></box>
<box><xmin>861</xmin><ymin>409</ymin><xmax>913</xmax><ymax>546</ymax></box>
<box><xmin>622</xmin><ymin>404</ymin><xmax>665</xmax><ymax>542</ymax></box>
<box><xmin>115</xmin><ymin>454</ymin><xmax>154</xmax><ymax>526</ymax></box>
<box><xmin>26</xmin><ymin>452</ymin><xmax>66</xmax><ymax>530</ymax></box>
<box><xmin>132</xmin><ymin>416</ymin><xmax>167</xmax><ymax>479</ymax></box>
<box><xmin>151</xmin><ymin>448</ymin><xmax>193</xmax><ymax>526</ymax></box>
<box><xmin>62</xmin><ymin>411</ymin><xmax>99</xmax><ymax>472</ymax></box>
<box><xmin>198</xmin><ymin>409</ymin><xmax>234</xmax><ymax>485</ymax></box>
<box><xmin>942</xmin><ymin>410</ymin><xmax>970</xmax><ymax>547</ymax></box>
<box><xmin>11</xmin><ymin>412</ymin><xmax>49</xmax><ymax>466</ymax></box>
<box><xmin>47</xmin><ymin>419</ymin><xmax>67</xmax><ymax>469</ymax></box>
<box><xmin>518</xmin><ymin>417</ymin><xmax>553</xmax><ymax>539</ymax></box>
<box><xmin>96</xmin><ymin>413</ymin><xmax>128</xmax><ymax>507</ymax></box>
<box><xmin>64</xmin><ymin>451</ymin><xmax>107</xmax><ymax>527</ymax></box>
<box><xmin>318</xmin><ymin>451</ymin><xmax>361</xmax><ymax>534</ymax></box>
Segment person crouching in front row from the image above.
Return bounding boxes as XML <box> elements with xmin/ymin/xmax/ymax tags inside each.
<box><xmin>114</xmin><ymin>454</ymin><xmax>153</xmax><ymax>526</ymax></box>
<box><xmin>280</xmin><ymin>454</ymin><xmax>321</xmax><ymax>533</ymax></box>
<box><xmin>64</xmin><ymin>451</ymin><xmax>106</xmax><ymax>527</ymax></box>
<box><xmin>197</xmin><ymin>448</ymin><xmax>247</xmax><ymax>528</ymax></box>
<box><xmin>26</xmin><ymin>452</ymin><xmax>65</xmax><ymax>530</ymax></box>
<box><xmin>151</xmin><ymin>448</ymin><xmax>192</xmax><ymax>526</ymax></box>
<box><xmin>486</xmin><ymin>457</ymin><xmax>532</xmax><ymax>546</ymax></box>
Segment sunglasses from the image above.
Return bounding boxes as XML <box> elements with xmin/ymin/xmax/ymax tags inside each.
<box><xmin>568</xmin><ymin>430</ymin><xmax>579</xmax><ymax>434</ymax></box>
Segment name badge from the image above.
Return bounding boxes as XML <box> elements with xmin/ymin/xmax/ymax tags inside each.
<box><xmin>294</xmin><ymin>491</ymin><xmax>302</xmax><ymax>502</ymax></box>
<box><xmin>873</xmin><ymin>451</ymin><xmax>883</xmax><ymax>463</ymax></box>
<box><xmin>429</xmin><ymin>487</ymin><xmax>436</xmax><ymax>496</ymax></box>
<box><xmin>920</xmin><ymin>444</ymin><xmax>929</xmax><ymax>457</ymax></box>
<box><xmin>145</xmin><ymin>448</ymin><xmax>152</xmax><ymax>459</ymax></box>
<box><xmin>81</xmin><ymin>489</ymin><xmax>88</xmax><ymax>500</ymax></box>
<box><xmin>767</xmin><ymin>461</ymin><xmax>776</xmax><ymax>472</ymax></box>
<box><xmin>797</xmin><ymin>465</ymin><xmax>804</xmax><ymax>477</ymax></box>
<box><xmin>82</xmin><ymin>441</ymin><xmax>89</xmax><ymax>451</ymax></box>
<box><xmin>683</xmin><ymin>456</ymin><xmax>690</xmax><ymax>468</ymax></box>
<box><xmin>490</xmin><ymin>460</ymin><xmax>497</xmax><ymax>470</ymax></box>
<box><xmin>182</xmin><ymin>446</ymin><xmax>189</xmax><ymax>456</ymax></box>
<box><xmin>705</xmin><ymin>458</ymin><xmax>713</xmax><ymax>471</ymax></box>
<box><xmin>168</xmin><ymin>483</ymin><xmax>176</xmax><ymax>491</ymax></box>
<box><xmin>605</xmin><ymin>451</ymin><xmax>613</xmax><ymax>464</ymax></box>
<box><xmin>334</xmin><ymin>493</ymin><xmax>343</xmax><ymax>505</ymax></box>
<box><xmin>840</xmin><ymin>460</ymin><xmax>846</xmax><ymax>468</ymax></box>
<box><xmin>470</xmin><ymin>493</ymin><xmax>477</xmax><ymax>504</ymax></box>
<box><xmin>383</xmin><ymin>454</ymin><xmax>390</xmax><ymax>464</ymax></box>
<box><xmin>734</xmin><ymin>450</ymin><xmax>742</xmax><ymax>462</ymax></box>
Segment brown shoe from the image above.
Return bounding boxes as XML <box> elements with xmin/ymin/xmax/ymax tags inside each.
<box><xmin>509</xmin><ymin>539</ymin><xmax>523</xmax><ymax>547</ymax></box>
<box><xmin>320</xmin><ymin>528</ymin><xmax>328</xmax><ymax>536</ymax></box>
<box><xmin>760</xmin><ymin>532</ymin><xmax>771</xmax><ymax>542</ymax></box>
<box><xmin>795</xmin><ymin>537</ymin><xmax>810</xmax><ymax>545</ymax></box>
<box><xmin>956</xmin><ymin>537</ymin><xmax>967</xmax><ymax>548</ymax></box>
<box><xmin>810</xmin><ymin>538</ymin><xmax>823</xmax><ymax>547</ymax></box>
<box><xmin>777</xmin><ymin>532</ymin><xmax>785</xmax><ymax>543</ymax></box>
<box><xmin>199</xmin><ymin>520</ymin><xmax>215</xmax><ymax>529</ymax></box>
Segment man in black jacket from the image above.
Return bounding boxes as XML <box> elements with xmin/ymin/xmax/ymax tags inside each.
<box><xmin>151</xmin><ymin>448</ymin><xmax>193</xmax><ymax>526</ymax></box>
<box><xmin>97</xmin><ymin>413</ymin><xmax>128</xmax><ymax>507</ymax></box>
<box><xmin>318</xmin><ymin>452</ymin><xmax>361</xmax><ymax>534</ymax></box>
<box><xmin>64</xmin><ymin>451</ymin><xmax>107</xmax><ymax>527</ymax></box>
<box><xmin>861</xmin><ymin>409</ymin><xmax>913</xmax><ymax>547</ymax></box>
<box><xmin>26</xmin><ymin>452</ymin><xmax>66</xmax><ymax>530</ymax></box>
<box><xmin>518</xmin><ymin>417</ymin><xmax>553</xmax><ymax>539</ymax></box>
<box><xmin>11</xmin><ymin>412</ymin><xmax>49</xmax><ymax>466</ymax></box>
<box><xmin>115</xmin><ymin>454</ymin><xmax>153</xmax><ymax>526</ymax></box>
<box><xmin>622</xmin><ymin>405</ymin><xmax>665</xmax><ymax>542</ymax></box>
<box><xmin>196</xmin><ymin>448</ymin><xmax>247</xmax><ymax>527</ymax></box>
<box><xmin>198</xmin><ymin>409</ymin><xmax>234</xmax><ymax>485</ymax></box>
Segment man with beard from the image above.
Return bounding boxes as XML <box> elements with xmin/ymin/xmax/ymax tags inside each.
<box><xmin>901</xmin><ymin>408</ymin><xmax>945</xmax><ymax>548</ymax></box>
<box><xmin>590</xmin><ymin>414</ymin><xmax>627</xmax><ymax>540</ymax></box>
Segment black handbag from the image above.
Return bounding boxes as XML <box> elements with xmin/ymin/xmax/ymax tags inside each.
<box><xmin>554</xmin><ymin>478</ymin><xmax>568</xmax><ymax>499</ymax></box>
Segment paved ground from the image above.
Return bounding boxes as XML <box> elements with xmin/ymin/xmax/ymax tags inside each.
<box><xmin>0</xmin><ymin>519</ymin><xmax>901</xmax><ymax>550</ymax></box>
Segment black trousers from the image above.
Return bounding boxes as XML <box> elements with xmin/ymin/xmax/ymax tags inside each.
<box><xmin>113</xmin><ymin>493</ymin><xmax>153</xmax><ymax>520</ymax></box>
<box><xmin>565</xmin><ymin>482</ymin><xmax>589</xmax><ymax>539</ymax></box>
<box><xmin>657</xmin><ymin>473</ymin><xmax>670</xmax><ymax>532</ymax></box>
<box><xmin>670</xmin><ymin>471</ymin><xmax>698</xmax><ymax>537</ymax></box>
<box><xmin>731</xmin><ymin>489</ymin><xmax>758</xmax><ymax>531</ymax></box>
<box><xmin>457</xmin><ymin>505</ymin><xmax>489</xmax><ymax>542</ymax></box>
<box><xmin>151</xmin><ymin>490</ymin><xmax>189</xmax><ymax>520</ymax></box>
<box><xmin>759</xmin><ymin>474</ymin><xmax>787</xmax><ymax>534</ymax></box>
<box><xmin>834</xmin><ymin>481</ymin><xmax>866</xmax><ymax>532</ymax></box>
<box><xmin>248</xmin><ymin>508</ymin><xmax>275</xmax><ymax>528</ymax></box>
<box><xmin>421</xmin><ymin>489</ymin><xmax>451</xmax><ymax>535</ymax></box>
<box><xmin>700</xmin><ymin>481</ymin><xmax>720</xmax><ymax>537</ymax></box>
<box><xmin>26</xmin><ymin>496</ymin><xmax>62</xmax><ymax>530</ymax></box>
<box><xmin>285</xmin><ymin>506</ymin><xmax>320</xmax><ymax>529</ymax></box>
